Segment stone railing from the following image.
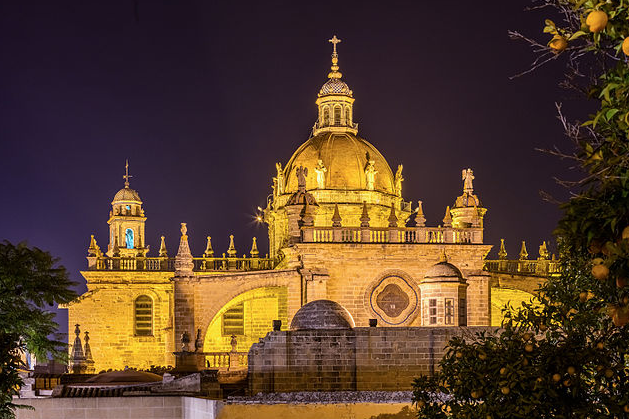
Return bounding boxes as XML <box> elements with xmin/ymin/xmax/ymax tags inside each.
<box><xmin>483</xmin><ymin>259</ymin><xmax>561</xmax><ymax>277</ymax></box>
<box><xmin>302</xmin><ymin>225</ymin><xmax>483</xmax><ymax>244</ymax></box>
<box><xmin>88</xmin><ymin>256</ymin><xmax>276</xmax><ymax>272</ymax></box>
<box><xmin>205</xmin><ymin>352</ymin><xmax>248</xmax><ymax>369</ymax></box>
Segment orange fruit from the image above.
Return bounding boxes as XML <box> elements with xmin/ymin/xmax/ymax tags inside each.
<box><xmin>500</xmin><ymin>367</ymin><xmax>507</xmax><ymax>375</ymax></box>
<box><xmin>552</xmin><ymin>373</ymin><xmax>562</xmax><ymax>382</ymax></box>
<box><xmin>592</xmin><ymin>264</ymin><xmax>609</xmax><ymax>281</ymax></box>
<box><xmin>579</xmin><ymin>292</ymin><xmax>588</xmax><ymax>302</ymax></box>
<box><xmin>617</xmin><ymin>277</ymin><xmax>627</xmax><ymax>288</ymax></box>
<box><xmin>622</xmin><ymin>225</ymin><xmax>629</xmax><ymax>240</ymax></box>
<box><xmin>586</xmin><ymin>10</ymin><xmax>608</xmax><ymax>32</ymax></box>
<box><xmin>501</xmin><ymin>387</ymin><xmax>510</xmax><ymax>395</ymax></box>
<box><xmin>549</xmin><ymin>35</ymin><xmax>568</xmax><ymax>53</ymax></box>
<box><xmin>596</xmin><ymin>342</ymin><xmax>604</xmax><ymax>350</ymax></box>
<box><xmin>567</xmin><ymin>366</ymin><xmax>576</xmax><ymax>375</ymax></box>
<box><xmin>525</xmin><ymin>343</ymin><xmax>534</xmax><ymax>352</ymax></box>
<box><xmin>605</xmin><ymin>368</ymin><xmax>614</xmax><ymax>378</ymax></box>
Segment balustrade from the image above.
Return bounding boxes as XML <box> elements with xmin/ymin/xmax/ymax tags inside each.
<box><xmin>483</xmin><ymin>259</ymin><xmax>560</xmax><ymax>277</ymax></box>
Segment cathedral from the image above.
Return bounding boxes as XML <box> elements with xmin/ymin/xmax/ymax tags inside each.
<box><xmin>66</xmin><ymin>36</ymin><xmax>496</xmax><ymax>372</ymax></box>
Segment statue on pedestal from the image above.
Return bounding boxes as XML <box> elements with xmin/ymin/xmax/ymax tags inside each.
<box><xmin>394</xmin><ymin>164</ymin><xmax>404</xmax><ymax>197</ymax></box>
<box><xmin>314</xmin><ymin>159</ymin><xmax>327</xmax><ymax>189</ymax></box>
<box><xmin>462</xmin><ymin>168</ymin><xmax>474</xmax><ymax>194</ymax></box>
<box><xmin>365</xmin><ymin>160</ymin><xmax>378</xmax><ymax>190</ymax></box>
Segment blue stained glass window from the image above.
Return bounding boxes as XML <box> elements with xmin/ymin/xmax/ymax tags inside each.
<box><xmin>125</xmin><ymin>228</ymin><xmax>134</xmax><ymax>249</ymax></box>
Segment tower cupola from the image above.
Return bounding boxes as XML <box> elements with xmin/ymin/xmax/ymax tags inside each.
<box><xmin>107</xmin><ymin>161</ymin><xmax>148</xmax><ymax>257</ymax></box>
<box><xmin>313</xmin><ymin>36</ymin><xmax>358</xmax><ymax>136</ymax></box>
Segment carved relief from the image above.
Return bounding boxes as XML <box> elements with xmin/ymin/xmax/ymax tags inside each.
<box><xmin>375</xmin><ymin>283</ymin><xmax>409</xmax><ymax>318</ymax></box>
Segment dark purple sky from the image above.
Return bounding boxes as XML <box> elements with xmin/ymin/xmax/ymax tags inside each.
<box><xmin>1</xmin><ymin>1</ymin><xmax>589</xmax><ymax>332</ymax></box>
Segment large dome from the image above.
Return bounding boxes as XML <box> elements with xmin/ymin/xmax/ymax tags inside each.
<box><xmin>283</xmin><ymin>132</ymin><xmax>395</xmax><ymax>194</ymax></box>
<box><xmin>290</xmin><ymin>299</ymin><xmax>355</xmax><ymax>330</ymax></box>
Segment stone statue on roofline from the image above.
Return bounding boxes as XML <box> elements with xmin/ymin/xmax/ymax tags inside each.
<box><xmin>314</xmin><ymin>159</ymin><xmax>327</xmax><ymax>189</ymax></box>
<box><xmin>365</xmin><ymin>160</ymin><xmax>378</xmax><ymax>190</ymax></box>
<box><xmin>296</xmin><ymin>165</ymin><xmax>308</xmax><ymax>192</ymax></box>
<box><xmin>394</xmin><ymin>164</ymin><xmax>404</xmax><ymax>197</ymax></box>
<box><xmin>275</xmin><ymin>162</ymin><xmax>285</xmax><ymax>195</ymax></box>
<box><xmin>462</xmin><ymin>168</ymin><xmax>474</xmax><ymax>194</ymax></box>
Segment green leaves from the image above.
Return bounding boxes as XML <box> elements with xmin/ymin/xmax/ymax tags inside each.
<box><xmin>0</xmin><ymin>241</ymin><xmax>77</xmax><ymax>418</ymax></box>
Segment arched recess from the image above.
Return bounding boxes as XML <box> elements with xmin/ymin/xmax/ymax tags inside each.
<box><xmin>203</xmin><ymin>286</ymin><xmax>288</xmax><ymax>355</ymax></box>
<box><xmin>490</xmin><ymin>287</ymin><xmax>540</xmax><ymax>327</ymax></box>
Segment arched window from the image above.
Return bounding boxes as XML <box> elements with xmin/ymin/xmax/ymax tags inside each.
<box><xmin>333</xmin><ymin>106</ymin><xmax>341</xmax><ymax>125</ymax></box>
<box><xmin>345</xmin><ymin>106</ymin><xmax>351</xmax><ymax>124</ymax></box>
<box><xmin>135</xmin><ymin>295</ymin><xmax>153</xmax><ymax>336</ymax></box>
<box><xmin>323</xmin><ymin>107</ymin><xmax>330</xmax><ymax>125</ymax></box>
<box><xmin>125</xmin><ymin>228</ymin><xmax>134</xmax><ymax>249</ymax></box>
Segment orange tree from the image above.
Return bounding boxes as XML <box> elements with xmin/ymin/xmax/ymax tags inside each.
<box><xmin>413</xmin><ymin>1</ymin><xmax>629</xmax><ymax>417</ymax></box>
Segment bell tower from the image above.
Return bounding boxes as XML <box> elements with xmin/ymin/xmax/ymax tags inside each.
<box><xmin>106</xmin><ymin>161</ymin><xmax>148</xmax><ymax>257</ymax></box>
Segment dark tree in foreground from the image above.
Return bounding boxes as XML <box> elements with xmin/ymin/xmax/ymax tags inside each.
<box><xmin>0</xmin><ymin>241</ymin><xmax>76</xmax><ymax>418</ymax></box>
<box><xmin>413</xmin><ymin>0</ymin><xmax>629</xmax><ymax>417</ymax></box>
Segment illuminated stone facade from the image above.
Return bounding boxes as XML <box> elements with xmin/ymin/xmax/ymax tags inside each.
<box><xmin>67</xmin><ymin>38</ymin><xmax>500</xmax><ymax>373</ymax></box>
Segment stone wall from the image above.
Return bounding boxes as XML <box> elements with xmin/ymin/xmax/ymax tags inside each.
<box><xmin>67</xmin><ymin>271</ymin><xmax>175</xmax><ymax>372</ymax></box>
<box><xmin>248</xmin><ymin>326</ymin><xmax>492</xmax><ymax>394</ymax></box>
<box><xmin>15</xmin><ymin>396</ymin><xmax>413</xmax><ymax>419</ymax></box>
<box><xmin>293</xmin><ymin>243</ymin><xmax>492</xmax><ymax>327</ymax></box>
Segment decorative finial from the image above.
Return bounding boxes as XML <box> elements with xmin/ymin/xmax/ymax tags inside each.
<box><xmin>159</xmin><ymin>236</ymin><xmax>168</xmax><ymax>258</ymax></box>
<box><xmin>360</xmin><ymin>202</ymin><xmax>370</xmax><ymax>227</ymax></box>
<box><xmin>204</xmin><ymin>236</ymin><xmax>214</xmax><ymax>258</ymax></box>
<box><xmin>442</xmin><ymin>206</ymin><xmax>452</xmax><ymax>227</ymax></box>
<box><xmin>328</xmin><ymin>35</ymin><xmax>343</xmax><ymax>79</ymax></box>
<box><xmin>416</xmin><ymin>200</ymin><xmax>426</xmax><ymax>227</ymax></box>
<box><xmin>123</xmin><ymin>159</ymin><xmax>133</xmax><ymax>188</ymax></box>
<box><xmin>332</xmin><ymin>204</ymin><xmax>342</xmax><ymax>227</ymax></box>
<box><xmin>519</xmin><ymin>240</ymin><xmax>528</xmax><ymax>260</ymax></box>
<box><xmin>538</xmin><ymin>241</ymin><xmax>550</xmax><ymax>260</ymax></box>
<box><xmin>498</xmin><ymin>238</ymin><xmax>508</xmax><ymax>259</ymax></box>
<box><xmin>227</xmin><ymin>235</ymin><xmax>237</xmax><ymax>258</ymax></box>
<box><xmin>250</xmin><ymin>237</ymin><xmax>259</xmax><ymax>258</ymax></box>
<box><xmin>388</xmin><ymin>205</ymin><xmax>398</xmax><ymax>228</ymax></box>
<box><xmin>180</xmin><ymin>222</ymin><xmax>188</xmax><ymax>237</ymax></box>
<box><xmin>439</xmin><ymin>248</ymin><xmax>448</xmax><ymax>263</ymax></box>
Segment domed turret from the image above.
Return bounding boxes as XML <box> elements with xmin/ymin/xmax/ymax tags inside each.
<box><xmin>419</xmin><ymin>251</ymin><xmax>468</xmax><ymax>327</ymax></box>
<box><xmin>106</xmin><ymin>161</ymin><xmax>148</xmax><ymax>257</ymax></box>
<box><xmin>290</xmin><ymin>299</ymin><xmax>355</xmax><ymax>330</ymax></box>
<box><xmin>263</xmin><ymin>37</ymin><xmax>411</xmax><ymax>258</ymax></box>
<box><xmin>312</xmin><ymin>36</ymin><xmax>357</xmax><ymax>136</ymax></box>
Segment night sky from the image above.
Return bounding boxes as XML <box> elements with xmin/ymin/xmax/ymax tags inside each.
<box><xmin>0</xmin><ymin>1</ymin><xmax>590</xmax><ymax>333</ymax></box>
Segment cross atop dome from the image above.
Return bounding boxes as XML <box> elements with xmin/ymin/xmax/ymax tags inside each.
<box><xmin>327</xmin><ymin>35</ymin><xmax>343</xmax><ymax>80</ymax></box>
<box><xmin>329</xmin><ymin>35</ymin><xmax>341</xmax><ymax>56</ymax></box>
<box><xmin>123</xmin><ymin>159</ymin><xmax>132</xmax><ymax>188</ymax></box>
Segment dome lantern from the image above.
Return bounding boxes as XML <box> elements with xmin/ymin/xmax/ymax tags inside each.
<box><xmin>313</xmin><ymin>36</ymin><xmax>358</xmax><ymax>136</ymax></box>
